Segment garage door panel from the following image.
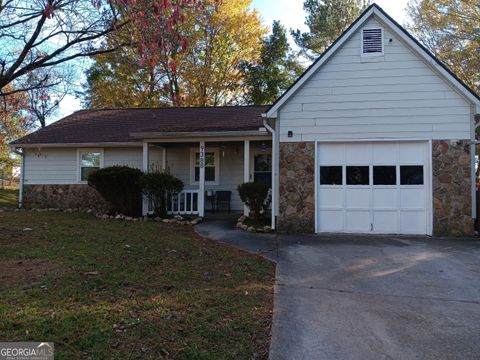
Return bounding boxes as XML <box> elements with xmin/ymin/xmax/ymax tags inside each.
<box><xmin>372</xmin><ymin>143</ymin><xmax>397</xmax><ymax>164</ymax></box>
<box><xmin>346</xmin><ymin>188</ymin><xmax>370</xmax><ymax>209</ymax></box>
<box><xmin>400</xmin><ymin>188</ymin><xmax>425</xmax><ymax>209</ymax></box>
<box><xmin>319</xmin><ymin>210</ymin><xmax>344</xmax><ymax>232</ymax></box>
<box><xmin>373</xmin><ymin>188</ymin><xmax>397</xmax><ymax>209</ymax></box>
<box><xmin>373</xmin><ymin>211</ymin><xmax>398</xmax><ymax>233</ymax></box>
<box><xmin>318</xmin><ymin>143</ymin><xmax>344</xmax><ymax>164</ymax></box>
<box><xmin>346</xmin><ymin>143</ymin><xmax>371</xmax><ymax>164</ymax></box>
<box><xmin>318</xmin><ymin>188</ymin><xmax>344</xmax><ymax>209</ymax></box>
<box><xmin>345</xmin><ymin>210</ymin><xmax>370</xmax><ymax>232</ymax></box>
<box><xmin>400</xmin><ymin>211</ymin><xmax>426</xmax><ymax>234</ymax></box>
<box><xmin>399</xmin><ymin>142</ymin><xmax>425</xmax><ymax>164</ymax></box>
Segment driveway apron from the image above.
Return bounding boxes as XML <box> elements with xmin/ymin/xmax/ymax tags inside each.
<box><xmin>196</xmin><ymin>221</ymin><xmax>480</xmax><ymax>360</ymax></box>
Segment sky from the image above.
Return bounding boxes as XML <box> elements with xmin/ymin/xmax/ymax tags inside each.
<box><xmin>251</xmin><ymin>0</ymin><xmax>410</xmax><ymax>33</ymax></box>
<box><xmin>55</xmin><ymin>0</ymin><xmax>410</xmax><ymax>121</ymax></box>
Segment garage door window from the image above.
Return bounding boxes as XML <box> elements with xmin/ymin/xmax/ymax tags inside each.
<box><xmin>320</xmin><ymin>166</ymin><xmax>342</xmax><ymax>185</ymax></box>
<box><xmin>400</xmin><ymin>166</ymin><xmax>423</xmax><ymax>185</ymax></box>
<box><xmin>373</xmin><ymin>166</ymin><xmax>396</xmax><ymax>185</ymax></box>
<box><xmin>346</xmin><ymin>166</ymin><xmax>369</xmax><ymax>185</ymax></box>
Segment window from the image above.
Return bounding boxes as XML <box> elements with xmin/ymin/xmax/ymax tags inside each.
<box><xmin>79</xmin><ymin>151</ymin><xmax>102</xmax><ymax>182</ymax></box>
<box><xmin>400</xmin><ymin>166</ymin><xmax>424</xmax><ymax>185</ymax></box>
<box><xmin>373</xmin><ymin>166</ymin><xmax>396</xmax><ymax>185</ymax></box>
<box><xmin>362</xmin><ymin>28</ymin><xmax>383</xmax><ymax>55</ymax></box>
<box><xmin>320</xmin><ymin>166</ymin><xmax>342</xmax><ymax>185</ymax></box>
<box><xmin>254</xmin><ymin>154</ymin><xmax>272</xmax><ymax>187</ymax></box>
<box><xmin>346</xmin><ymin>166</ymin><xmax>369</xmax><ymax>185</ymax></box>
<box><xmin>191</xmin><ymin>148</ymin><xmax>219</xmax><ymax>184</ymax></box>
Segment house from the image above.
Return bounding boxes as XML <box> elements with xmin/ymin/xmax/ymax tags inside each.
<box><xmin>10</xmin><ymin>4</ymin><xmax>480</xmax><ymax>236</ymax></box>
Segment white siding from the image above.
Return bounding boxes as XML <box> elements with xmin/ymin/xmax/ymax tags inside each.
<box><xmin>24</xmin><ymin>148</ymin><xmax>77</xmax><ymax>184</ymax></box>
<box><xmin>24</xmin><ymin>147</ymin><xmax>161</xmax><ymax>184</ymax></box>
<box><xmin>23</xmin><ymin>143</ymin><xmax>268</xmax><ymax>212</ymax></box>
<box><xmin>104</xmin><ymin>148</ymin><xmax>143</xmax><ymax>169</ymax></box>
<box><xmin>278</xmin><ymin>17</ymin><xmax>473</xmax><ymax>142</ymax></box>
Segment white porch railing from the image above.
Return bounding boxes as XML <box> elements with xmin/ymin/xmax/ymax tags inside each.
<box><xmin>167</xmin><ymin>190</ymin><xmax>200</xmax><ymax>215</ymax></box>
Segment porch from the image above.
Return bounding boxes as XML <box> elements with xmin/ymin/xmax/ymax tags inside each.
<box><xmin>140</xmin><ymin>137</ymin><xmax>272</xmax><ymax>218</ymax></box>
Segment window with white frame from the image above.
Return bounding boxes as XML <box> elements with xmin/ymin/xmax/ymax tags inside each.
<box><xmin>190</xmin><ymin>148</ymin><xmax>219</xmax><ymax>184</ymax></box>
<box><xmin>78</xmin><ymin>150</ymin><xmax>103</xmax><ymax>182</ymax></box>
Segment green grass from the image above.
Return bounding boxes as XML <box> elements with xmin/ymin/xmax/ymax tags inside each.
<box><xmin>0</xmin><ymin>211</ymin><xmax>275</xmax><ymax>359</ymax></box>
<box><xmin>0</xmin><ymin>188</ymin><xmax>18</xmax><ymax>208</ymax></box>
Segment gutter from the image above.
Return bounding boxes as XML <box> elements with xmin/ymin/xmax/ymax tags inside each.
<box><xmin>130</xmin><ymin>130</ymin><xmax>269</xmax><ymax>139</ymax></box>
<box><xmin>12</xmin><ymin>148</ymin><xmax>25</xmax><ymax>209</ymax></box>
<box><xmin>10</xmin><ymin>142</ymin><xmax>144</xmax><ymax>149</ymax></box>
<box><xmin>262</xmin><ymin>116</ymin><xmax>275</xmax><ymax>134</ymax></box>
<box><xmin>263</xmin><ymin>115</ymin><xmax>277</xmax><ymax>230</ymax></box>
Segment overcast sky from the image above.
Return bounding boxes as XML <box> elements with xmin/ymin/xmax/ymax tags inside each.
<box><xmin>55</xmin><ymin>0</ymin><xmax>411</xmax><ymax>121</ymax></box>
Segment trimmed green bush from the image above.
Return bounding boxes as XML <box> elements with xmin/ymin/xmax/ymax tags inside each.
<box><xmin>139</xmin><ymin>172</ymin><xmax>184</xmax><ymax>218</ymax></box>
<box><xmin>237</xmin><ymin>182</ymin><xmax>271</xmax><ymax>221</ymax></box>
<box><xmin>88</xmin><ymin>166</ymin><xmax>143</xmax><ymax>216</ymax></box>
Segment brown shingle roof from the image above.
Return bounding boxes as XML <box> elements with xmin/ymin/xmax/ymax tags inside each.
<box><xmin>11</xmin><ymin>105</ymin><xmax>270</xmax><ymax>145</ymax></box>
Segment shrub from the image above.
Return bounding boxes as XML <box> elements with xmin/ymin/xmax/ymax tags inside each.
<box><xmin>237</xmin><ymin>182</ymin><xmax>271</xmax><ymax>221</ymax></box>
<box><xmin>139</xmin><ymin>172</ymin><xmax>184</xmax><ymax>218</ymax></box>
<box><xmin>88</xmin><ymin>166</ymin><xmax>143</xmax><ymax>216</ymax></box>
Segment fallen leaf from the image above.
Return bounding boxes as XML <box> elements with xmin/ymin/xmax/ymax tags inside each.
<box><xmin>83</xmin><ymin>271</ymin><xmax>99</xmax><ymax>276</ymax></box>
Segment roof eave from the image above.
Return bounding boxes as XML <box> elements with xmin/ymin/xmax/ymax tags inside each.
<box><xmin>130</xmin><ymin>129</ymin><xmax>270</xmax><ymax>139</ymax></box>
<box><xmin>10</xmin><ymin>141</ymin><xmax>144</xmax><ymax>149</ymax></box>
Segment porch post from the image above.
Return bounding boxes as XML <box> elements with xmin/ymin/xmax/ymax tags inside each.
<box><xmin>162</xmin><ymin>147</ymin><xmax>166</xmax><ymax>171</ymax></box>
<box><xmin>244</xmin><ymin>140</ymin><xmax>250</xmax><ymax>216</ymax></box>
<box><xmin>142</xmin><ymin>142</ymin><xmax>149</xmax><ymax>216</ymax></box>
<box><xmin>198</xmin><ymin>141</ymin><xmax>206</xmax><ymax>217</ymax></box>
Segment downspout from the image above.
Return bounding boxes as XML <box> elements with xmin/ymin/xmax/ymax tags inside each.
<box><xmin>12</xmin><ymin>148</ymin><xmax>25</xmax><ymax>209</ymax></box>
<box><xmin>263</xmin><ymin>116</ymin><xmax>276</xmax><ymax>230</ymax></box>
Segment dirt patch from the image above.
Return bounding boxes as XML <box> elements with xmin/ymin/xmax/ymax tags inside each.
<box><xmin>0</xmin><ymin>259</ymin><xmax>64</xmax><ymax>289</ymax></box>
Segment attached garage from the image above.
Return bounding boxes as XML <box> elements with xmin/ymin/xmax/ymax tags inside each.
<box><xmin>267</xmin><ymin>5</ymin><xmax>479</xmax><ymax>236</ymax></box>
<box><xmin>316</xmin><ymin>141</ymin><xmax>431</xmax><ymax>235</ymax></box>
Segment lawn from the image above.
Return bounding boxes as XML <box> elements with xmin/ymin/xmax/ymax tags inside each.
<box><xmin>0</xmin><ymin>188</ymin><xmax>18</xmax><ymax>208</ymax></box>
<box><xmin>0</xmin><ymin>211</ymin><xmax>275</xmax><ymax>359</ymax></box>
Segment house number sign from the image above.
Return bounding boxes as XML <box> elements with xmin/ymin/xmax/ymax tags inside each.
<box><xmin>199</xmin><ymin>144</ymin><xmax>205</xmax><ymax>169</ymax></box>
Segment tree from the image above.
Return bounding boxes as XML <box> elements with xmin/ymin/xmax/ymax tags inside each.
<box><xmin>0</xmin><ymin>85</ymin><xmax>33</xmax><ymax>183</ymax></box>
<box><xmin>84</xmin><ymin>47</ymin><xmax>170</xmax><ymax>108</ymax></box>
<box><xmin>407</xmin><ymin>0</ymin><xmax>479</xmax><ymax>93</ymax></box>
<box><xmin>179</xmin><ymin>0</ymin><xmax>266</xmax><ymax>106</ymax></box>
<box><xmin>0</xmin><ymin>0</ymin><xmax>216</xmax><ymax>98</ymax></box>
<box><xmin>292</xmin><ymin>0</ymin><xmax>371</xmax><ymax>60</ymax></box>
<box><xmin>23</xmin><ymin>66</ymin><xmax>73</xmax><ymax>128</ymax></box>
<box><xmin>0</xmin><ymin>0</ymin><xmax>126</xmax><ymax>96</ymax></box>
<box><xmin>84</xmin><ymin>0</ymin><xmax>266</xmax><ymax>107</ymax></box>
<box><xmin>242</xmin><ymin>21</ymin><xmax>304</xmax><ymax>105</ymax></box>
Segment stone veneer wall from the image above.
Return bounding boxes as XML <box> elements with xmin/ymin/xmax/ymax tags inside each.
<box><xmin>23</xmin><ymin>184</ymin><xmax>109</xmax><ymax>212</ymax></box>
<box><xmin>277</xmin><ymin>142</ymin><xmax>315</xmax><ymax>233</ymax></box>
<box><xmin>432</xmin><ymin>140</ymin><xmax>474</xmax><ymax>236</ymax></box>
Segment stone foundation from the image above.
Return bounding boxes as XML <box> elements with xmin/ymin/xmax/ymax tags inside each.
<box><xmin>23</xmin><ymin>184</ymin><xmax>109</xmax><ymax>212</ymax></box>
<box><xmin>432</xmin><ymin>140</ymin><xmax>474</xmax><ymax>236</ymax></box>
<box><xmin>277</xmin><ymin>142</ymin><xmax>315</xmax><ymax>233</ymax></box>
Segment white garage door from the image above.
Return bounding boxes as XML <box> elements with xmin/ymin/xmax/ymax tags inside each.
<box><xmin>316</xmin><ymin>141</ymin><xmax>430</xmax><ymax>235</ymax></box>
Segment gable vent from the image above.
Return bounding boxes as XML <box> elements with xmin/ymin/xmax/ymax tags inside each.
<box><xmin>362</xmin><ymin>28</ymin><xmax>383</xmax><ymax>55</ymax></box>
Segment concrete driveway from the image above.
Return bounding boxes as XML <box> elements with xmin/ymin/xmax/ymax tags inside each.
<box><xmin>196</xmin><ymin>219</ymin><xmax>480</xmax><ymax>360</ymax></box>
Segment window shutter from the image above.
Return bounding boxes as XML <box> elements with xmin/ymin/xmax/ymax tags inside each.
<box><xmin>362</xmin><ymin>28</ymin><xmax>383</xmax><ymax>54</ymax></box>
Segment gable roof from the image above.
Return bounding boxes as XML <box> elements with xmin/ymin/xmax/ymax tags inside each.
<box><xmin>265</xmin><ymin>3</ymin><xmax>480</xmax><ymax>118</ymax></box>
<box><xmin>11</xmin><ymin>105</ymin><xmax>270</xmax><ymax>147</ymax></box>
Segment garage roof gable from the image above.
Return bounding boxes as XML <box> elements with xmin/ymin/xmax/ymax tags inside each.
<box><xmin>265</xmin><ymin>4</ymin><xmax>480</xmax><ymax>118</ymax></box>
